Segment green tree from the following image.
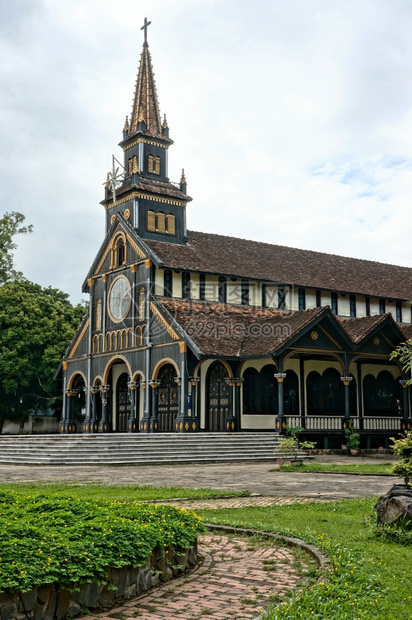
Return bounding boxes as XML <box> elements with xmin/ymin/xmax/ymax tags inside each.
<box><xmin>0</xmin><ymin>278</ymin><xmax>86</xmax><ymax>425</ymax></box>
<box><xmin>391</xmin><ymin>337</ymin><xmax>412</xmax><ymax>385</ymax></box>
<box><xmin>0</xmin><ymin>211</ymin><xmax>33</xmax><ymax>284</ymax></box>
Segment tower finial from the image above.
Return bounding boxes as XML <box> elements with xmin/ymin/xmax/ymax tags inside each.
<box><xmin>140</xmin><ymin>17</ymin><xmax>151</xmax><ymax>45</ymax></box>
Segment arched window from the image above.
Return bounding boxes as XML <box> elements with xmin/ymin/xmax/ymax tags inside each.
<box><xmin>284</xmin><ymin>371</ymin><xmax>299</xmax><ymax>415</ymax></box>
<box><xmin>96</xmin><ymin>299</ymin><xmax>102</xmax><ymax>330</ymax></box>
<box><xmin>376</xmin><ymin>371</ymin><xmax>400</xmax><ymax>416</ymax></box>
<box><xmin>322</xmin><ymin>368</ymin><xmax>343</xmax><ymax>414</ymax></box>
<box><xmin>363</xmin><ymin>374</ymin><xmax>376</xmax><ymax>415</ymax></box>
<box><xmin>138</xmin><ymin>287</ymin><xmax>145</xmax><ymax>320</ymax></box>
<box><xmin>117</xmin><ymin>238</ymin><xmax>125</xmax><ymax>266</ymax></box>
<box><xmin>307</xmin><ymin>371</ymin><xmax>321</xmax><ymax>414</ymax></box>
<box><xmin>307</xmin><ymin>368</ymin><xmax>347</xmax><ymax>415</ymax></box>
<box><xmin>243</xmin><ymin>368</ymin><xmax>259</xmax><ymax>414</ymax></box>
<box><xmin>242</xmin><ymin>366</ymin><xmax>278</xmax><ymax>414</ymax></box>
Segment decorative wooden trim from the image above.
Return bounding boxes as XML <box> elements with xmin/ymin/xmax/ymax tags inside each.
<box><xmin>318</xmin><ymin>324</ymin><xmax>343</xmax><ymax>350</ymax></box>
<box><xmin>179</xmin><ymin>342</ymin><xmax>187</xmax><ymax>353</ymax></box>
<box><xmin>122</xmin><ymin>137</ymin><xmax>169</xmax><ymax>150</ymax></box>
<box><xmin>87</xmin><ymin>278</ymin><xmax>94</xmax><ymax>287</ymax></box>
<box><xmin>150</xmin><ymin>303</ymin><xmax>180</xmax><ymax>340</ymax></box>
<box><xmin>145</xmin><ymin>259</ymin><xmax>153</xmax><ymax>269</ymax></box>
<box><xmin>69</xmin><ymin>319</ymin><xmax>89</xmax><ymax>359</ymax></box>
<box><xmin>105</xmin><ymin>191</ymin><xmax>186</xmax><ymax>210</ymax></box>
<box><xmin>62</xmin><ymin>361</ymin><xmax>68</xmax><ymax>371</ymax></box>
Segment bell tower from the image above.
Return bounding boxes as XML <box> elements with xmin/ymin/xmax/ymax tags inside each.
<box><xmin>101</xmin><ymin>17</ymin><xmax>191</xmax><ymax>244</ymax></box>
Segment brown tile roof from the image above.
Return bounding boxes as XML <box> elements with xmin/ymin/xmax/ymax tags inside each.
<box><xmin>337</xmin><ymin>314</ymin><xmax>390</xmax><ymax>344</ymax></box>
<box><xmin>399</xmin><ymin>324</ymin><xmax>412</xmax><ymax>340</ymax></box>
<box><xmin>101</xmin><ymin>178</ymin><xmax>191</xmax><ymax>207</ymax></box>
<box><xmin>146</xmin><ymin>230</ymin><xmax>412</xmax><ymax>300</ymax></box>
<box><xmin>159</xmin><ymin>298</ymin><xmax>326</xmax><ymax>357</ymax></box>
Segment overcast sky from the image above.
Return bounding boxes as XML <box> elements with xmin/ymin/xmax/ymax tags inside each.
<box><xmin>1</xmin><ymin>0</ymin><xmax>412</xmax><ymax>303</ymax></box>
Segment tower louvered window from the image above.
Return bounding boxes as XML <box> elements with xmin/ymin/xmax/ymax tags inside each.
<box><xmin>147</xmin><ymin>210</ymin><xmax>156</xmax><ymax>231</ymax></box>
<box><xmin>156</xmin><ymin>212</ymin><xmax>166</xmax><ymax>233</ymax></box>
<box><xmin>166</xmin><ymin>214</ymin><xmax>175</xmax><ymax>235</ymax></box>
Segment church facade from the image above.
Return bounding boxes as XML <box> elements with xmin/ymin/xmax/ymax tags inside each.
<box><xmin>60</xmin><ymin>22</ymin><xmax>412</xmax><ymax>449</ymax></box>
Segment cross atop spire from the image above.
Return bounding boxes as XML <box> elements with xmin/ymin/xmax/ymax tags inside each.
<box><xmin>127</xmin><ymin>19</ymin><xmax>170</xmax><ymax>140</ymax></box>
<box><xmin>140</xmin><ymin>17</ymin><xmax>151</xmax><ymax>45</ymax></box>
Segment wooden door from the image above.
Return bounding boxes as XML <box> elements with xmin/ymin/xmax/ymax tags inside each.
<box><xmin>207</xmin><ymin>362</ymin><xmax>229</xmax><ymax>431</ymax></box>
<box><xmin>157</xmin><ymin>365</ymin><xmax>179</xmax><ymax>431</ymax></box>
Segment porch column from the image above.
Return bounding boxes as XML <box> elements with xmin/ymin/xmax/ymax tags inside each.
<box><xmin>98</xmin><ymin>385</ymin><xmax>111</xmax><ymax>433</ymax></box>
<box><xmin>189</xmin><ymin>377</ymin><xmax>200</xmax><ymax>431</ymax></box>
<box><xmin>299</xmin><ymin>356</ymin><xmax>306</xmax><ymax>428</ymax></box>
<box><xmin>82</xmin><ymin>387</ymin><xmax>92</xmax><ymax>433</ymax></box>
<box><xmin>341</xmin><ymin>376</ymin><xmax>353</xmax><ymax>420</ymax></box>
<box><xmin>149</xmin><ymin>381</ymin><xmax>160</xmax><ymax>432</ymax></box>
<box><xmin>175</xmin><ymin>344</ymin><xmax>196</xmax><ymax>432</ymax></box>
<box><xmin>234</xmin><ymin>378</ymin><xmax>244</xmax><ymax>431</ymax></box>
<box><xmin>224</xmin><ymin>378</ymin><xmax>236</xmax><ymax>431</ymax></box>
<box><xmin>90</xmin><ymin>387</ymin><xmax>100</xmax><ymax>433</ymax></box>
<box><xmin>127</xmin><ymin>381</ymin><xmax>139</xmax><ymax>433</ymax></box>
<box><xmin>61</xmin><ymin>389</ymin><xmax>77</xmax><ymax>433</ymax></box>
<box><xmin>274</xmin><ymin>370</ymin><xmax>287</xmax><ymax>434</ymax></box>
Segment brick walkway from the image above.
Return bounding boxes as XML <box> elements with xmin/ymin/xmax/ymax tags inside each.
<box><xmin>74</xmin><ymin>493</ymin><xmax>321</xmax><ymax>620</ymax></box>
<box><xmin>78</xmin><ymin>532</ymin><xmax>309</xmax><ymax>620</ymax></box>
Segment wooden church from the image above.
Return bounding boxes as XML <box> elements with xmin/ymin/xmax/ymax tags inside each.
<box><xmin>60</xmin><ymin>20</ymin><xmax>412</xmax><ymax>449</ymax></box>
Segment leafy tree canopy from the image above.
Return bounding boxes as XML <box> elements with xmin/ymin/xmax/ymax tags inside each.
<box><xmin>0</xmin><ymin>211</ymin><xmax>33</xmax><ymax>284</ymax></box>
<box><xmin>0</xmin><ymin>278</ymin><xmax>86</xmax><ymax>420</ymax></box>
<box><xmin>391</xmin><ymin>337</ymin><xmax>412</xmax><ymax>385</ymax></box>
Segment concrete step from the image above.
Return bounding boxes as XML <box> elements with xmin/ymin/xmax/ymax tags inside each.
<box><xmin>0</xmin><ymin>432</ymin><xmax>309</xmax><ymax>465</ymax></box>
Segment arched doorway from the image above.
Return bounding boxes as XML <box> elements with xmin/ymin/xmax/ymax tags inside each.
<box><xmin>207</xmin><ymin>362</ymin><xmax>229</xmax><ymax>430</ymax></box>
<box><xmin>71</xmin><ymin>374</ymin><xmax>86</xmax><ymax>425</ymax></box>
<box><xmin>116</xmin><ymin>373</ymin><xmax>130</xmax><ymax>432</ymax></box>
<box><xmin>157</xmin><ymin>364</ymin><xmax>179</xmax><ymax>431</ymax></box>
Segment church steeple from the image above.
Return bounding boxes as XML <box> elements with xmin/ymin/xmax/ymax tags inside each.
<box><xmin>128</xmin><ymin>18</ymin><xmax>164</xmax><ymax>139</ymax></box>
<box><xmin>101</xmin><ymin>18</ymin><xmax>192</xmax><ymax>245</ymax></box>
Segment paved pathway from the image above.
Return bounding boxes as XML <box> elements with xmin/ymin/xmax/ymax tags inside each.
<box><xmin>0</xmin><ymin>455</ymin><xmax>396</xmax><ymax>500</ymax></box>
<box><xmin>77</xmin><ymin>530</ymin><xmax>313</xmax><ymax>620</ymax></box>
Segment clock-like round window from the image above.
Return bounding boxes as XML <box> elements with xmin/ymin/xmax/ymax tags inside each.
<box><xmin>108</xmin><ymin>276</ymin><xmax>131</xmax><ymax>322</ymax></box>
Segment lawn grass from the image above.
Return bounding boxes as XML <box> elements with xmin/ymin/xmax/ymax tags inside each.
<box><xmin>198</xmin><ymin>498</ymin><xmax>412</xmax><ymax>619</ymax></box>
<box><xmin>0</xmin><ymin>483</ymin><xmax>247</xmax><ymax>502</ymax></box>
<box><xmin>270</xmin><ymin>462</ymin><xmax>395</xmax><ymax>475</ymax></box>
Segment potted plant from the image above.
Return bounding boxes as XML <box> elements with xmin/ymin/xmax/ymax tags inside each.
<box><xmin>345</xmin><ymin>425</ymin><xmax>360</xmax><ymax>455</ymax></box>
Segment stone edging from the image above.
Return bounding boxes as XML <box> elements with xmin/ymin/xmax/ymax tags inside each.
<box><xmin>0</xmin><ymin>543</ymin><xmax>198</xmax><ymax>620</ymax></box>
<box><xmin>205</xmin><ymin>523</ymin><xmax>330</xmax><ymax>576</ymax></box>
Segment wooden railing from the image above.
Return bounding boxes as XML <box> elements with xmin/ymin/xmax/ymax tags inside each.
<box><xmin>285</xmin><ymin>415</ymin><xmax>405</xmax><ymax>432</ymax></box>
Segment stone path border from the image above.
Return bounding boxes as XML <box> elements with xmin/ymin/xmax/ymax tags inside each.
<box><xmin>76</xmin><ymin>500</ymin><xmax>330</xmax><ymax>620</ymax></box>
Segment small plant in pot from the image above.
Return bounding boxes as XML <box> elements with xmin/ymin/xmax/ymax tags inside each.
<box><xmin>345</xmin><ymin>423</ymin><xmax>360</xmax><ymax>455</ymax></box>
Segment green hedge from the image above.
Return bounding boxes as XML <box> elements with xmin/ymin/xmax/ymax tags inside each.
<box><xmin>0</xmin><ymin>489</ymin><xmax>204</xmax><ymax>593</ymax></box>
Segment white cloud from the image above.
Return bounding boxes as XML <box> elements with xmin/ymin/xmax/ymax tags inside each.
<box><xmin>0</xmin><ymin>0</ymin><xmax>411</xmax><ymax>302</ymax></box>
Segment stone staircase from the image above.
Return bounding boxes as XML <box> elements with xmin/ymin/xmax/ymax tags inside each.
<box><xmin>0</xmin><ymin>432</ymin><xmax>309</xmax><ymax>466</ymax></box>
